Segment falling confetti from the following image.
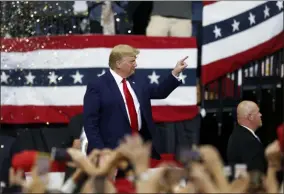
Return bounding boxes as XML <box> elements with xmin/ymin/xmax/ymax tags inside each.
<box><xmin>1</xmin><ymin>1</ymin><xmax>132</xmax><ymax>39</ymax></box>
<box><xmin>1</xmin><ymin>1</ymin><xmax>133</xmax><ymax>124</ymax></box>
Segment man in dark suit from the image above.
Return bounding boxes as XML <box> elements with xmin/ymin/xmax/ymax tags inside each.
<box><xmin>0</xmin><ymin>129</ymin><xmax>22</xmax><ymax>193</ymax></box>
<box><xmin>64</xmin><ymin>114</ymin><xmax>85</xmax><ymax>183</ymax></box>
<box><xmin>83</xmin><ymin>44</ymin><xmax>188</xmax><ymax>159</ymax></box>
<box><xmin>65</xmin><ymin>114</ymin><xmax>84</xmax><ymax>149</ymax></box>
<box><xmin>227</xmin><ymin>100</ymin><xmax>267</xmax><ymax>173</ymax></box>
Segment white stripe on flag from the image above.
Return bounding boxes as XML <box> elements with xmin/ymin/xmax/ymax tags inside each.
<box><xmin>203</xmin><ymin>1</ymin><xmax>267</xmax><ymax>27</ymax></box>
<box><xmin>202</xmin><ymin>13</ymin><xmax>283</xmax><ymax>66</ymax></box>
<box><xmin>1</xmin><ymin>48</ymin><xmax>197</xmax><ymax>69</ymax></box>
<box><xmin>1</xmin><ymin>86</ymin><xmax>197</xmax><ymax>106</ymax></box>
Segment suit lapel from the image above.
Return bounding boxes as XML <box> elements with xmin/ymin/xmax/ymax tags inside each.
<box><xmin>105</xmin><ymin>70</ymin><xmax>129</xmax><ymax>123</ymax></box>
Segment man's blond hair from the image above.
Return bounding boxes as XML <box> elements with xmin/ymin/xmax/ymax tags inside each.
<box><xmin>109</xmin><ymin>44</ymin><xmax>140</xmax><ymax>69</ymax></box>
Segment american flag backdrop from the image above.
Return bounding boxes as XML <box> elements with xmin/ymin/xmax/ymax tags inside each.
<box><xmin>202</xmin><ymin>1</ymin><xmax>284</xmax><ymax>84</ymax></box>
<box><xmin>0</xmin><ymin>35</ymin><xmax>198</xmax><ymax>124</ymax></box>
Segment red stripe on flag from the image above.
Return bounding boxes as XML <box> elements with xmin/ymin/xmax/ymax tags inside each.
<box><xmin>0</xmin><ymin>105</ymin><xmax>199</xmax><ymax>124</ymax></box>
<box><xmin>0</xmin><ymin>35</ymin><xmax>197</xmax><ymax>52</ymax></box>
<box><xmin>152</xmin><ymin>105</ymin><xmax>199</xmax><ymax>122</ymax></box>
<box><xmin>203</xmin><ymin>1</ymin><xmax>217</xmax><ymax>6</ymax></box>
<box><xmin>202</xmin><ymin>31</ymin><xmax>284</xmax><ymax>84</ymax></box>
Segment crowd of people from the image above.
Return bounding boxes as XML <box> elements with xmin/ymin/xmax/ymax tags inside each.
<box><xmin>2</xmin><ymin>92</ymin><xmax>283</xmax><ymax>193</ymax></box>
<box><xmin>1</xmin><ymin>1</ymin><xmax>283</xmax><ymax>194</ymax></box>
<box><xmin>4</xmin><ymin>133</ymin><xmax>284</xmax><ymax>193</ymax></box>
<box><xmin>1</xmin><ymin>1</ymin><xmax>196</xmax><ymax>38</ymax></box>
<box><xmin>1</xmin><ymin>60</ymin><xmax>283</xmax><ymax>193</ymax></box>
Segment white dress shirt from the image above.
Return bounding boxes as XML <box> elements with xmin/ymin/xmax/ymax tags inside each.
<box><xmin>110</xmin><ymin>69</ymin><xmax>181</xmax><ymax>131</ymax></box>
<box><xmin>110</xmin><ymin>69</ymin><xmax>142</xmax><ymax>130</ymax></box>
<box><xmin>79</xmin><ymin>69</ymin><xmax>181</xmax><ymax>155</ymax></box>
<box><xmin>241</xmin><ymin>125</ymin><xmax>261</xmax><ymax>143</ymax></box>
<box><xmin>80</xmin><ymin>127</ymin><xmax>88</xmax><ymax>155</ymax></box>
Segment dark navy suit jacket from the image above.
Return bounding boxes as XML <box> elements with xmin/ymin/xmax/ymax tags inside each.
<box><xmin>83</xmin><ymin>69</ymin><xmax>181</xmax><ymax>157</ymax></box>
<box><xmin>227</xmin><ymin>125</ymin><xmax>267</xmax><ymax>173</ymax></box>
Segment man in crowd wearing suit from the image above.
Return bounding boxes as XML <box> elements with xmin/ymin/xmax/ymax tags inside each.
<box><xmin>227</xmin><ymin>100</ymin><xmax>267</xmax><ymax>173</ymax></box>
<box><xmin>0</xmin><ymin>129</ymin><xmax>22</xmax><ymax>193</ymax></box>
<box><xmin>64</xmin><ymin>113</ymin><xmax>90</xmax><ymax>187</ymax></box>
<box><xmin>83</xmin><ymin>44</ymin><xmax>188</xmax><ymax>160</ymax></box>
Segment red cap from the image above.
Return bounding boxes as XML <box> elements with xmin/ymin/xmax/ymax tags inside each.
<box><xmin>277</xmin><ymin>123</ymin><xmax>284</xmax><ymax>152</ymax></box>
<box><xmin>114</xmin><ymin>178</ymin><xmax>136</xmax><ymax>194</ymax></box>
<box><xmin>12</xmin><ymin>150</ymin><xmax>66</xmax><ymax>172</ymax></box>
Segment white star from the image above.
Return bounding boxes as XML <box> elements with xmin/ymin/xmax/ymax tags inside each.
<box><xmin>231</xmin><ymin>19</ymin><xmax>240</xmax><ymax>32</ymax></box>
<box><xmin>178</xmin><ymin>72</ymin><xmax>187</xmax><ymax>84</ymax></box>
<box><xmin>264</xmin><ymin>5</ymin><xmax>270</xmax><ymax>18</ymax></box>
<box><xmin>276</xmin><ymin>1</ymin><xmax>283</xmax><ymax>10</ymax></box>
<box><xmin>97</xmin><ymin>69</ymin><xmax>106</xmax><ymax>77</ymax></box>
<box><xmin>71</xmin><ymin>71</ymin><xmax>83</xmax><ymax>84</ymax></box>
<box><xmin>1</xmin><ymin>72</ymin><xmax>9</xmax><ymax>84</ymax></box>
<box><xmin>148</xmin><ymin>71</ymin><xmax>160</xmax><ymax>84</ymax></box>
<box><xmin>48</xmin><ymin>71</ymin><xmax>58</xmax><ymax>84</ymax></box>
<box><xmin>25</xmin><ymin>72</ymin><xmax>35</xmax><ymax>84</ymax></box>
<box><xmin>213</xmin><ymin>25</ymin><xmax>222</xmax><ymax>38</ymax></box>
<box><xmin>248</xmin><ymin>12</ymin><xmax>256</xmax><ymax>25</ymax></box>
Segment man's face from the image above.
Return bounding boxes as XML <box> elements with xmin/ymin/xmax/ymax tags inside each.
<box><xmin>117</xmin><ymin>56</ymin><xmax>137</xmax><ymax>77</ymax></box>
<box><xmin>250</xmin><ymin>107</ymin><xmax>262</xmax><ymax>128</ymax></box>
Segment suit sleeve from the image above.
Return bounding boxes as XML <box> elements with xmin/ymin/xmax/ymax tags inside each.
<box><xmin>148</xmin><ymin>73</ymin><xmax>181</xmax><ymax>99</ymax></box>
<box><xmin>83</xmin><ymin>82</ymin><xmax>104</xmax><ymax>150</ymax></box>
<box><xmin>241</xmin><ymin>140</ymin><xmax>266</xmax><ymax>173</ymax></box>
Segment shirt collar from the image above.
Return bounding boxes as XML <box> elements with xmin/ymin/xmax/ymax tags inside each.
<box><xmin>110</xmin><ymin>68</ymin><xmax>123</xmax><ymax>85</ymax></box>
<box><xmin>241</xmin><ymin>125</ymin><xmax>258</xmax><ymax>138</ymax></box>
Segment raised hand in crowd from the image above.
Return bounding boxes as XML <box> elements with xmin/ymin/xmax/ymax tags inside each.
<box><xmin>264</xmin><ymin>140</ymin><xmax>281</xmax><ymax>193</ymax></box>
<box><xmin>6</xmin><ymin>133</ymin><xmax>283</xmax><ymax>194</ymax></box>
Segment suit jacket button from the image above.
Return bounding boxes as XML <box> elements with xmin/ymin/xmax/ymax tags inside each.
<box><xmin>0</xmin><ymin>145</ymin><xmax>3</xmax><ymax>148</ymax></box>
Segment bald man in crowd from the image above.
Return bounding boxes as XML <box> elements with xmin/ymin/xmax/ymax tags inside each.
<box><xmin>227</xmin><ymin>100</ymin><xmax>267</xmax><ymax>173</ymax></box>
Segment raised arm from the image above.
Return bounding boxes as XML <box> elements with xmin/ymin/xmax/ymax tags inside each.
<box><xmin>149</xmin><ymin>56</ymin><xmax>188</xmax><ymax>99</ymax></box>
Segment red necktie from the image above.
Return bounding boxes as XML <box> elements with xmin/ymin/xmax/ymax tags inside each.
<box><xmin>122</xmin><ymin>78</ymin><xmax>138</xmax><ymax>134</ymax></box>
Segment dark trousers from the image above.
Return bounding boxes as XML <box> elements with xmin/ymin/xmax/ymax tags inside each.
<box><xmin>90</xmin><ymin>20</ymin><xmax>103</xmax><ymax>34</ymax></box>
